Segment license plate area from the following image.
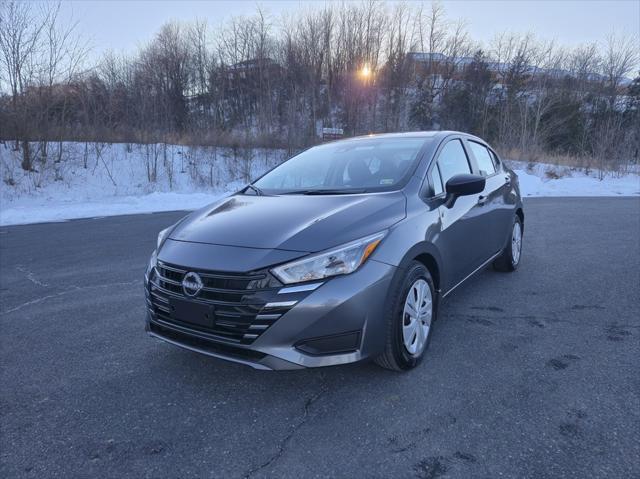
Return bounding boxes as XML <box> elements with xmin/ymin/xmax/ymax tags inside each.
<box><xmin>169</xmin><ymin>297</ymin><xmax>214</xmax><ymax>328</ymax></box>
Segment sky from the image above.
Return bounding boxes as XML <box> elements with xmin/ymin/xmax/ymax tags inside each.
<box><xmin>59</xmin><ymin>0</ymin><xmax>639</xmax><ymax>59</ymax></box>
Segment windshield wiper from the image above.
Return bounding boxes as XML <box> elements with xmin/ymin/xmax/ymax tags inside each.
<box><xmin>244</xmin><ymin>184</ymin><xmax>264</xmax><ymax>196</ymax></box>
<box><xmin>281</xmin><ymin>188</ymin><xmax>367</xmax><ymax>195</ymax></box>
<box><xmin>304</xmin><ymin>189</ymin><xmax>367</xmax><ymax>195</ymax></box>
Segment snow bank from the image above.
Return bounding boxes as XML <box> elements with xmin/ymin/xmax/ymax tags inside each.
<box><xmin>0</xmin><ymin>142</ymin><xmax>638</xmax><ymax>226</ymax></box>
<box><xmin>1</xmin><ymin>142</ymin><xmax>283</xmax><ymax>226</ymax></box>
<box><xmin>507</xmin><ymin>161</ymin><xmax>640</xmax><ymax>198</ymax></box>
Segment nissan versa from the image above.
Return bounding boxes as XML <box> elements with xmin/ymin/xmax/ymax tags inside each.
<box><xmin>144</xmin><ymin>131</ymin><xmax>524</xmax><ymax>371</ymax></box>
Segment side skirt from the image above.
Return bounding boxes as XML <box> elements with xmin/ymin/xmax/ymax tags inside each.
<box><xmin>442</xmin><ymin>251</ymin><xmax>501</xmax><ymax>298</ymax></box>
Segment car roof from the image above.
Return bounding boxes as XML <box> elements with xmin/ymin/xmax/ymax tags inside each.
<box><xmin>337</xmin><ymin>130</ymin><xmax>486</xmax><ymax>144</ymax></box>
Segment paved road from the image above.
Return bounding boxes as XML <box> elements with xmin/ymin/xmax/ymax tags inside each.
<box><xmin>1</xmin><ymin>197</ymin><xmax>639</xmax><ymax>478</ymax></box>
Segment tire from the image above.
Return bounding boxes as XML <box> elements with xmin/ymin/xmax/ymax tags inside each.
<box><xmin>493</xmin><ymin>215</ymin><xmax>523</xmax><ymax>272</ymax></box>
<box><xmin>375</xmin><ymin>261</ymin><xmax>437</xmax><ymax>371</ymax></box>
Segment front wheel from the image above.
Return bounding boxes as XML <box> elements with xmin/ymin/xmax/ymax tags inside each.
<box><xmin>493</xmin><ymin>216</ymin><xmax>523</xmax><ymax>272</ymax></box>
<box><xmin>375</xmin><ymin>262</ymin><xmax>436</xmax><ymax>371</ymax></box>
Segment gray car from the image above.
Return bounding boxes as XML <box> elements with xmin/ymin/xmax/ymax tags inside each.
<box><xmin>144</xmin><ymin>131</ymin><xmax>524</xmax><ymax>371</ymax></box>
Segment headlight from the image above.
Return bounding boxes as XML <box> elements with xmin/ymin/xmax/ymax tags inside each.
<box><xmin>271</xmin><ymin>231</ymin><xmax>386</xmax><ymax>284</ymax></box>
<box><xmin>157</xmin><ymin>226</ymin><xmax>172</xmax><ymax>250</ymax></box>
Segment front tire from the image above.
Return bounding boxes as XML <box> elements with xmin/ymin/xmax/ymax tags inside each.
<box><xmin>493</xmin><ymin>216</ymin><xmax>523</xmax><ymax>272</ymax></box>
<box><xmin>375</xmin><ymin>262</ymin><xmax>436</xmax><ymax>371</ymax></box>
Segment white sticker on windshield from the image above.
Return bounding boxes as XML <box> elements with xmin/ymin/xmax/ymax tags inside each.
<box><xmin>380</xmin><ymin>178</ymin><xmax>394</xmax><ymax>185</ymax></box>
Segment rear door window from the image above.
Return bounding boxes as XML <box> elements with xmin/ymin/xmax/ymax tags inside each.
<box><xmin>489</xmin><ymin>149</ymin><xmax>501</xmax><ymax>167</ymax></box>
<box><xmin>468</xmin><ymin>141</ymin><xmax>497</xmax><ymax>176</ymax></box>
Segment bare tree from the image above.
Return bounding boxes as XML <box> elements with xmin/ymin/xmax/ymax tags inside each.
<box><xmin>411</xmin><ymin>2</ymin><xmax>471</xmax><ymax>129</ymax></box>
<box><xmin>0</xmin><ymin>1</ymin><xmax>638</xmax><ymax>175</ymax></box>
<box><xmin>0</xmin><ymin>0</ymin><xmax>48</xmax><ymax>168</ymax></box>
<box><xmin>601</xmin><ymin>33</ymin><xmax>638</xmax><ymax>106</ymax></box>
<box><xmin>0</xmin><ymin>0</ymin><xmax>88</xmax><ymax>169</ymax></box>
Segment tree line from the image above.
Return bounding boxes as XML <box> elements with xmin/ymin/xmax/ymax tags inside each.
<box><xmin>1</xmin><ymin>0</ymin><xmax>638</xmax><ymax>174</ymax></box>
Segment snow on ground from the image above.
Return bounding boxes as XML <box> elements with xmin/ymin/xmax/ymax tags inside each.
<box><xmin>506</xmin><ymin>160</ymin><xmax>640</xmax><ymax>198</ymax></box>
<box><xmin>0</xmin><ymin>142</ymin><xmax>284</xmax><ymax>226</ymax></box>
<box><xmin>0</xmin><ymin>142</ymin><xmax>638</xmax><ymax>226</ymax></box>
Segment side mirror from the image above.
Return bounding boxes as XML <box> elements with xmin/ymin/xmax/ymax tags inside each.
<box><xmin>445</xmin><ymin>174</ymin><xmax>485</xmax><ymax>197</ymax></box>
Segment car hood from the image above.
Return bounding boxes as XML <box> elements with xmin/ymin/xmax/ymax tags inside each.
<box><xmin>169</xmin><ymin>192</ymin><xmax>406</xmax><ymax>252</ymax></box>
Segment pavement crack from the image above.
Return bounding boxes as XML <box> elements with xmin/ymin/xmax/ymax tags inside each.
<box><xmin>243</xmin><ymin>374</ymin><xmax>327</xmax><ymax>478</ymax></box>
<box><xmin>15</xmin><ymin>265</ymin><xmax>49</xmax><ymax>287</ymax></box>
<box><xmin>1</xmin><ymin>280</ymin><xmax>140</xmax><ymax>314</ymax></box>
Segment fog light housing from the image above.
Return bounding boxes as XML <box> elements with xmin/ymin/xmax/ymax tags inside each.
<box><xmin>295</xmin><ymin>331</ymin><xmax>361</xmax><ymax>356</ymax></box>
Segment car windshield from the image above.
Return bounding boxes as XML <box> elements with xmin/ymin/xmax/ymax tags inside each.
<box><xmin>252</xmin><ymin>137</ymin><xmax>430</xmax><ymax>194</ymax></box>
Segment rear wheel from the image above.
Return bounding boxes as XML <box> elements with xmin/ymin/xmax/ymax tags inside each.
<box><xmin>493</xmin><ymin>216</ymin><xmax>523</xmax><ymax>272</ymax></box>
<box><xmin>375</xmin><ymin>262</ymin><xmax>436</xmax><ymax>371</ymax></box>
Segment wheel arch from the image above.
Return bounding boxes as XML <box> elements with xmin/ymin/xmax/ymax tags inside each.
<box><xmin>396</xmin><ymin>242</ymin><xmax>444</xmax><ymax>295</ymax></box>
<box><xmin>414</xmin><ymin>253</ymin><xmax>441</xmax><ymax>294</ymax></box>
<box><xmin>516</xmin><ymin>207</ymin><xmax>524</xmax><ymax>230</ymax></box>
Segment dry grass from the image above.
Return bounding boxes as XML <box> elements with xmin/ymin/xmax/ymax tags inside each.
<box><xmin>502</xmin><ymin>147</ymin><xmax>592</xmax><ymax>169</ymax></box>
<box><xmin>0</xmin><ymin>128</ymin><xmax>309</xmax><ymax>152</ymax></box>
<box><xmin>498</xmin><ymin>146</ymin><xmax>637</xmax><ymax>176</ymax></box>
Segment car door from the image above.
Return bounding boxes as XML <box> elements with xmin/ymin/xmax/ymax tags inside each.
<box><xmin>428</xmin><ymin>138</ymin><xmax>487</xmax><ymax>289</ymax></box>
<box><xmin>465</xmin><ymin>140</ymin><xmax>512</xmax><ymax>257</ymax></box>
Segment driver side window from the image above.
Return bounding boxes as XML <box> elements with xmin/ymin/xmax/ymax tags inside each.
<box><xmin>437</xmin><ymin>139</ymin><xmax>471</xmax><ymax>186</ymax></box>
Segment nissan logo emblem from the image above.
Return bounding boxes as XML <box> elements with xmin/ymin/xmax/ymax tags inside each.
<box><xmin>182</xmin><ymin>272</ymin><xmax>203</xmax><ymax>297</ymax></box>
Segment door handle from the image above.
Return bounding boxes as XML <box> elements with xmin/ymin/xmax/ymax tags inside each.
<box><xmin>477</xmin><ymin>195</ymin><xmax>487</xmax><ymax>206</ymax></box>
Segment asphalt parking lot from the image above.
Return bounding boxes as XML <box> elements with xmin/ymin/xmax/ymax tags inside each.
<box><xmin>1</xmin><ymin>197</ymin><xmax>639</xmax><ymax>478</ymax></box>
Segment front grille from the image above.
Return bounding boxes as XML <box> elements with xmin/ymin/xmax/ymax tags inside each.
<box><xmin>147</xmin><ymin>261</ymin><xmax>291</xmax><ymax>344</ymax></box>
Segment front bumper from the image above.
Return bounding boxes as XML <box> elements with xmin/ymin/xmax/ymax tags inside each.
<box><xmin>145</xmin><ymin>259</ymin><xmax>396</xmax><ymax>370</ymax></box>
